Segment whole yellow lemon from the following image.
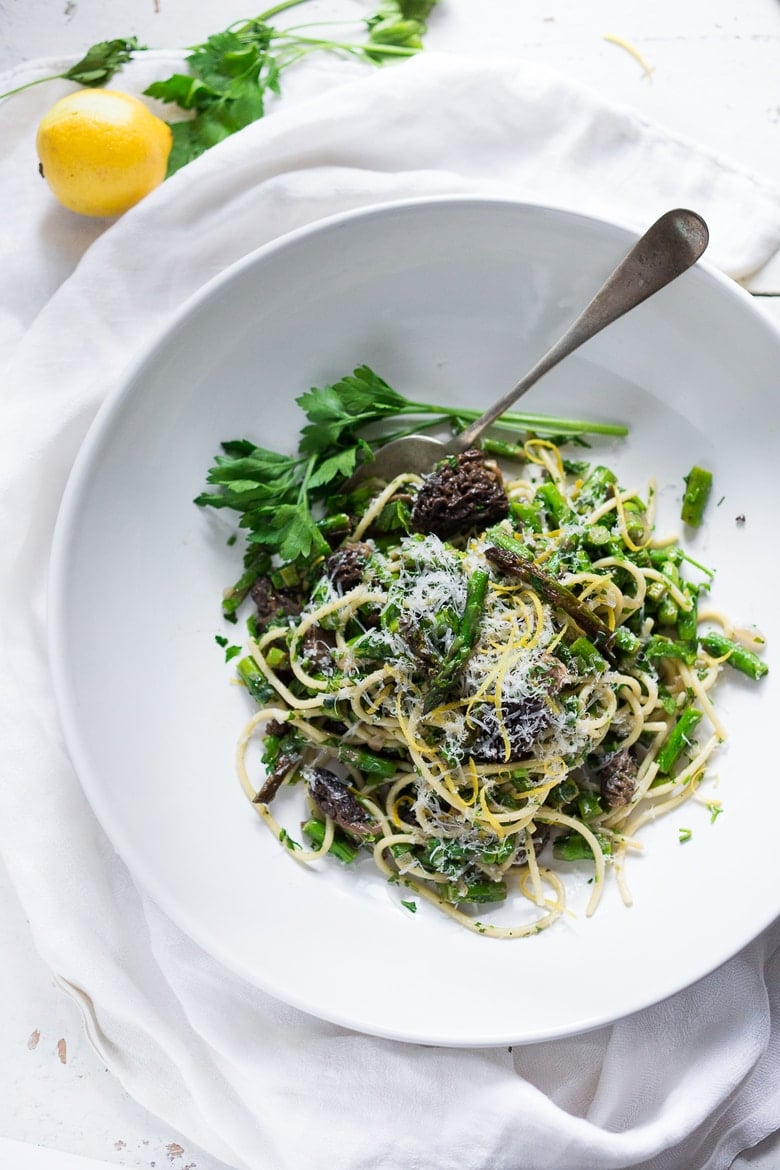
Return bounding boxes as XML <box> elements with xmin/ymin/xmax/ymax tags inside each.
<box><xmin>36</xmin><ymin>89</ymin><xmax>173</xmax><ymax>217</ymax></box>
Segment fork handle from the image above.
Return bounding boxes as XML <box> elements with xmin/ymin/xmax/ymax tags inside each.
<box><xmin>452</xmin><ymin>209</ymin><xmax>708</xmax><ymax>453</ymax></box>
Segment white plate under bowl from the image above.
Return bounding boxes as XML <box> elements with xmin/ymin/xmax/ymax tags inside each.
<box><xmin>49</xmin><ymin>198</ymin><xmax>779</xmax><ymax>1046</ymax></box>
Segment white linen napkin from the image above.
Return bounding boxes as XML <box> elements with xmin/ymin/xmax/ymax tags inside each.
<box><xmin>1</xmin><ymin>48</ymin><xmax>780</xmax><ymax>1170</ymax></box>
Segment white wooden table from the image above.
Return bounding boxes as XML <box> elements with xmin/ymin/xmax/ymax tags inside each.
<box><xmin>1</xmin><ymin>2</ymin><xmax>778</xmax><ymax>1166</ymax></box>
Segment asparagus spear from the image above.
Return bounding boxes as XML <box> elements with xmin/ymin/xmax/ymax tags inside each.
<box><xmin>553</xmin><ymin>831</ymin><xmax>612</xmax><ymax>861</ymax></box>
<box><xmin>422</xmin><ymin>567</ymin><xmax>490</xmax><ymax>713</ymax></box>
<box><xmin>301</xmin><ymin>818</ymin><xmax>360</xmax><ymax>863</ymax></box>
<box><xmin>484</xmin><ymin>545</ymin><xmax>618</xmax><ymax>660</ymax></box>
<box><xmin>441</xmin><ymin>880</ymin><xmax>508</xmax><ymax>904</ymax></box>
<box><xmin>569</xmin><ymin>635</ymin><xmax>608</xmax><ymax>673</ymax></box>
<box><xmin>337</xmin><ymin>744</ymin><xmax>399</xmax><ymax>779</ymax></box>
<box><xmin>700</xmin><ymin>631</ymin><xmax>769</xmax><ymax>680</ymax></box>
<box><xmin>681</xmin><ymin>465</ymin><xmax>713</xmax><ymax>527</ymax></box>
<box><xmin>644</xmin><ymin>635</ymin><xmax>698</xmax><ymax>666</ymax></box>
<box><xmin>677</xmin><ymin>583</ymin><xmax>699</xmax><ymax>646</ymax></box>
<box><xmin>656</xmin><ymin>706</ymin><xmax>703</xmax><ymax>774</ymax></box>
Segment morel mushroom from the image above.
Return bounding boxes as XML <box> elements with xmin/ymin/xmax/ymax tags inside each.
<box><xmin>471</xmin><ymin>696</ymin><xmax>552</xmax><ymax>762</ymax></box>
<box><xmin>325</xmin><ymin>541</ymin><xmax>372</xmax><ymax>592</ymax></box>
<box><xmin>411</xmin><ymin>448</ymin><xmax>509</xmax><ymax>539</ymax></box>
<box><xmin>600</xmin><ymin>748</ymin><xmax>639</xmax><ymax>808</ymax></box>
<box><xmin>250</xmin><ymin>576</ymin><xmax>302</xmax><ymax>629</ymax></box>
<box><xmin>306</xmin><ymin>767</ymin><xmax>377</xmax><ymax>837</ymax></box>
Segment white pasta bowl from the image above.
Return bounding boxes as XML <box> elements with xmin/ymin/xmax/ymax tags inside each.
<box><xmin>49</xmin><ymin>198</ymin><xmax>780</xmax><ymax>1045</ymax></box>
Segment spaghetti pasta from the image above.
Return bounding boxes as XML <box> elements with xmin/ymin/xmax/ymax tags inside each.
<box><xmin>215</xmin><ymin>439</ymin><xmax>766</xmax><ymax>939</ymax></box>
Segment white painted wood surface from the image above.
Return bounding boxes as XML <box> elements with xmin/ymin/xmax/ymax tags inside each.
<box><xmin>0</xmin><ymin>1</ymin><xmax>778</xmax><ymax>1165</ymax></box>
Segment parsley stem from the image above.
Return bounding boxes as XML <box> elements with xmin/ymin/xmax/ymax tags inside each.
<box><xmin>0</xmin><ymin>74</ymin><xmax>62</xmax><ymax>100</ymax></box>
<box><xmin>276</xmin><ymin>19</ymin><xmax>381</xmax><ymax>34</ymax></box>
<box><xmin>397</xmin><ymin>401</ymin><xmax>628</xmax><ymax>438</ymax></box>
<box><xmin>256</xmin><ymin>0</ymin><xmax>313</xmax><ymax>20</ymax></box>
<box><xmin>272</xmin><ymin>33</ymin><xmax>420</xmax><ymax>57</ymax></box>
<box><xmin>679</xmin><ymin>550</ymin><xmax>714</xmax><ymax>580</ymax></box>
<box><xmin>299</xmin><ymin>452</ymin><xmax>319</xmax><ymax>503</ymax></box>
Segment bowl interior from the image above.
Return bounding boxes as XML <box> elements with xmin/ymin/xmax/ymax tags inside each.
<box><xmin>50</xmin><ymin>199</ymin><xmax>780</xmax><ymax>1045</ymax></box>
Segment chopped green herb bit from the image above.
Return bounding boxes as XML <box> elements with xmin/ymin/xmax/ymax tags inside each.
<box><xmin>278</xmin><ymin>828</ymin><xmax>301</xmax><ymax>851</ymax></box>
<box><xmin>215</xmin><ymin>633</ymin><xmax>242</xmax><ymax>661</ymax></box>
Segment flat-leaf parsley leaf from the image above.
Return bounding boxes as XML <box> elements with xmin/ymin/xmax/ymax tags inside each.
<box><xmin>195</xmin><ymin>364</ymin><xmax>629</xmax><ymax>620</ymax></box>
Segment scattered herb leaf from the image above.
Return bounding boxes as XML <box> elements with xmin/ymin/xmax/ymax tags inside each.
<box><xmin>279</xmin><ymin>827</ymin><xmax>302</xmax><ymax>850</ymax></box>
<box><xmin>215</xmin><ymin>633</ymin><xmax>243</xmax><ymax>661</ymax></box>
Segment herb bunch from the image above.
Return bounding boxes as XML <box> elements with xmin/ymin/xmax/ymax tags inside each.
<box><xmin>195</xmin><ymin>364</ymin><xmax>628</xmax><ymax>614</ymax></box>
<box><xmin>2</xmin><ymin>1</ymin><xmax>440</xmax><ymax>175</ymax></box>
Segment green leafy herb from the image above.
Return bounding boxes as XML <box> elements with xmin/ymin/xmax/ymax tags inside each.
<box><xmin>279</xmin><ymin>827</ymin><xmax>302</xmax><ymax>850</ymax></box>
<box><xmin>215</xmin><ymin>633</ymin><xmax>242</xmax><ymax>661</ymax></box>
<box><xmin>145</xmin><ymin>21</ymin><xmax>281</xmax><ymax>173</ymax></box>
<box><xmin>148</xmin><ymin>1</ymin><xmax>443</xmax><ymax>175</ymax></box>
<box><xmin>1</xmin><ymin>2</ymin><xmax>442</xmax><ymax>174</ymax></box>
<box><xmin>195</xmin><ymin>365</ymin><xmax>628</xmax><ymax>573</ymax></box>
<box><xmin>64</xmin><ymin>37</ymin><xmax>145</xmax><ymax>86</ymax></box>
<box><xmin>365</xmin><ymin>0</ymin><xmax>439</xmax><ymax>56</ymax></box>
<box><xmin>400</xmin><ymin>898</ymin><xmax>418</xmax><ymax>912</ymax></box>
<box><xmin>0</xmin><ymin>36</ymin><xmax>144</xmax><ymax>101</ymax></box>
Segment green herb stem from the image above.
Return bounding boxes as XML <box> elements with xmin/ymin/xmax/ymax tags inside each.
<box><xmin>0</xmin><ymin>74</ymin><xmax>60</xmax><ymax>101</ymax></box>
<box><xmin>401</xmin><ymin>400</ymin><xmax>628</xmax><ymax>438</ymax></box>
<box><xmin>273</xmin><ymin>32</ymin><xmax>420</xmax><ymax>57</ymax></box>
<box><xmin>256</xmin><ymin>0</ymin><xmax>314</xmax><ymax>20</ymax></box>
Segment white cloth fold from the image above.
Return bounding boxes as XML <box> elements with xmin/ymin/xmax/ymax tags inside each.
<box><xmin>1</xmin><ymin>48</ymin><xmax>779</xmax><ymax>1170</ymax></box>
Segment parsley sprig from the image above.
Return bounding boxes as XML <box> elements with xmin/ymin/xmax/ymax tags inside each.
<box><xmin>0</xmin><ymin>37</ymin><xmax>144</xmax><ymax>101</ymax></box>
<box><xmin>1</xmin><ymin>1</ymin><xmax>440</xmax><ymax>174</ymax></box>
<box><xmin>195</xmin><ymin>364</ymin><xmax>628</xmax><ymax>575</ymax></box>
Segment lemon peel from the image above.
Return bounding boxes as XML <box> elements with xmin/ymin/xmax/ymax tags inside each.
<box><xmin>36</xmin><ymin>88</ymin><xmax>172</xmax><ymax>217</ymax></box>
